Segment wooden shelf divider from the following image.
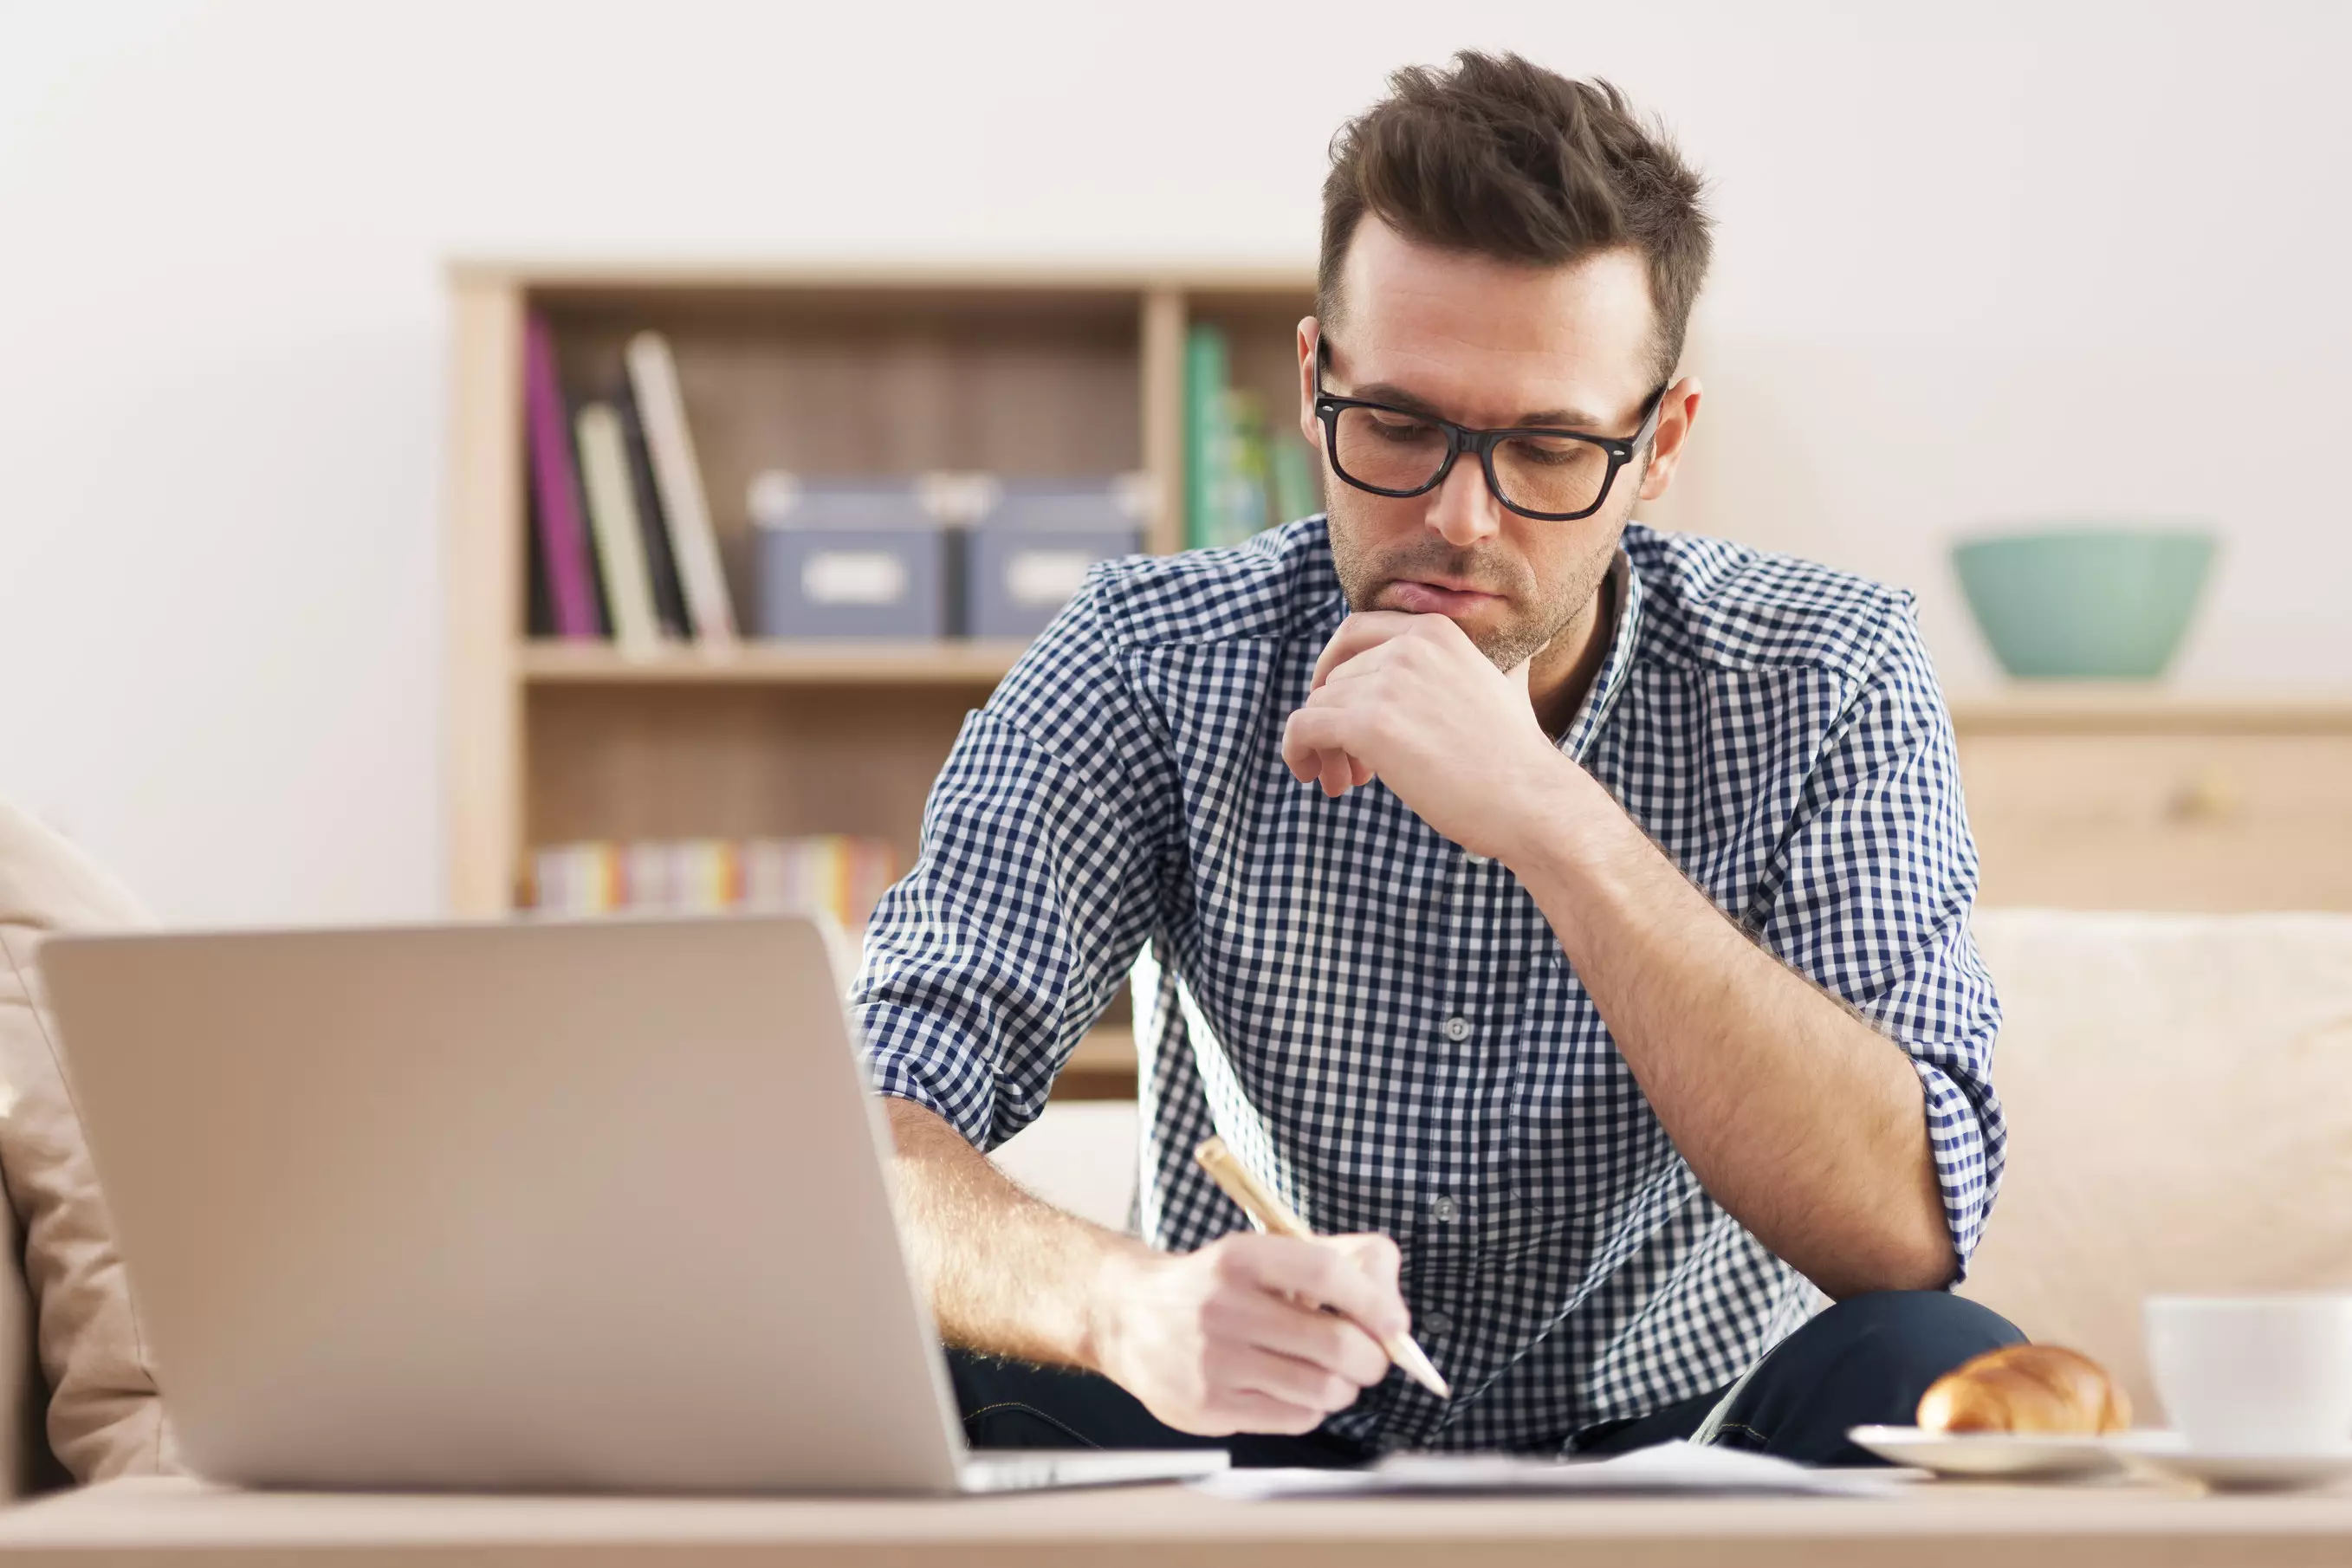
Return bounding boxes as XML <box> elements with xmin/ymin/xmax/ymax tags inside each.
<box><xmin>517</xmin><ymin>639</ymin><xmax>1031</xmax><ymax>687</ymax></box>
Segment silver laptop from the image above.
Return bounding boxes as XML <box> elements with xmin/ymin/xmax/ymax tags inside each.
<box><xmin>41</xmin><ymin>914</ymin><xmax>1224</xmax><ymax>1494</ymax></box>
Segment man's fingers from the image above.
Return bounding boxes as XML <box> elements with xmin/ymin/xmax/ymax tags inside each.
<box><xmin>1310</xmin><ymin>611</ymin><xmax>1423</xmax><ymax>689</ymax></box>
<box><xmin>1280</xmin><ymin>715</ymin><xmax>1319</xmax><ymax>782</ymax></box>
<box><xmin>1293</xmin><ymin>1241</ymin><xmax>1411</xmax><ymax>1341</ymax></box>
<box><xmin>1234</xmin><ymin>1236</ymin><xmax>1410</xmax><ymax>1341</ymax></box>
<box><xmin>1212</xmin><ymin>1388</ymin><xmax>1330</xmax><ymax>1436</ymax></box>
<box><xmin>1281</xmin><ymin>735</ymin><xmax>1374</xmax><ymax>797</ymax></box>
<box><xmin>1212</xmin><ymin>1338</ymin><xmax>1370</xmax><ymax>1416</ymax></box>
<box><xmin>1315</xmin><ymin>635</ymin><xmax>1404</xmax><ymax>687</ymax></box>
<box><xmin>1318</xmin><ymin>749</ymin><xmax>1352</xmax><ymax>798</ymax></box>
<box><xmin>1210</xmin><ymin>1288</ymin><xmax>1392</xmax><ymax>1390</ymax></box>
<box><xmin>1285</xmin><ymin>708</ymin><xmax>1387</xmax><ymax>800</ymax></box>
<box><xmin>1283</xmin><ymin>706</ymin><xmax>1362</xmax><ymax>760</ymax></box>
<box><xmin>1282</xmin><ymin>709</ymin><xmax>1367</xmax><ymax>785</ymax></box>
<box><xmin>1329</xmin><ymin>1231</ymin><xmax>1404</xmax><ymax>1293</ymax></box>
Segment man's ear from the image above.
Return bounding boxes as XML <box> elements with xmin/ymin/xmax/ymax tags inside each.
<box><xmin>1636</xmin><ymin>377</ymin><xmax>1702</xmax><ymax>502</ymax></box>
<box><xmin>1295</xmin><ymin>317</ymin><xmax>1322</xmax><ymax>450</ymax></box>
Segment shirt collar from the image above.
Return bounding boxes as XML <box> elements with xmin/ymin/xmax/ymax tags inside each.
<box><xmin>1557</xmin><ymin>544</ymin><xmax>1643</xmax><ymax>761</ymax></box>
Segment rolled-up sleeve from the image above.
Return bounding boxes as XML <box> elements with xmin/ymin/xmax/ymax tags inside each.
<box><xmin>1753</xmin><ymin>598</ymin><xmax>2006</xmax><ymax>1272</ymax></box>
<box><xmin>852</xmin><ymin>575</ymin><xmax>1172</xmax><ymax>1151</ymax></box>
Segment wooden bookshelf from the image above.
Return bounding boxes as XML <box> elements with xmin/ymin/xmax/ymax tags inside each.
<box><xmin>444</xmin><ymin>262</ymin><xmax>1319</xmax><ymax>1101</ymax></box>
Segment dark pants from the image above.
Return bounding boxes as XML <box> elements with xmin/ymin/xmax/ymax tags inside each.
<box><xmin>949</xmin><ymin>1289</ymin><xmax>2023</xmax><ymax>1468</ymax></box>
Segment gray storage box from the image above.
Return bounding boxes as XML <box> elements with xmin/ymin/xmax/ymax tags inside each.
<box><xmin>752</xmin><ymin>478</ymin><xmax>956</xmax><ymax>639</ymax></box>
<box><xmin>967</xmin><ymin>479</ymin><xmax>1150</xmax><ymax>640</ymax></box>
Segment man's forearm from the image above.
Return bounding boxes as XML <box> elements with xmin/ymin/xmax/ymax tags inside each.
<box><xmin>1505</xmin><ymin>768</ymin><xmax>1957</xmax><ymax>1299</ymax></box>
<box><xmin>880</xmin><ymin>1098</ymin><xmax>1151</xmax><ymax>1369</ymax></box>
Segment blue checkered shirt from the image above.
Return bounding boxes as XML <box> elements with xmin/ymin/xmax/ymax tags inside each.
<box><xmin>853</xmin><ymin>516</ymin><xmax>2004</xmax><ymax>1452</ymax></box>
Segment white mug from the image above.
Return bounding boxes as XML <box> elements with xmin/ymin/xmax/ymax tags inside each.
<box><xmin>2144</xmin><ymin>1295</ymin><xmax>2352</xmax><ymax>1453</ymax></box>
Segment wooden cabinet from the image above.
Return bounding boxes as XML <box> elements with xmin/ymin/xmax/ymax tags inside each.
<box><xmin>1951</xmin><ymin>692</ymin><xmax>2352</xmax><ymax>912</ymax></box>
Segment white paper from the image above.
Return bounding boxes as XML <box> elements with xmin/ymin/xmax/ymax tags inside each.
<box><xmin>1190</xmin><ymin>1441</ymin><xmax>1909</xmax><ymax>1500</ymax></box>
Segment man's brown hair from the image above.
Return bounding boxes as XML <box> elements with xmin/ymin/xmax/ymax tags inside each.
<box><xmin>1319</xmin><ymin>52</ymin><xmax>1711</xmax><ymax>384</ymax></box>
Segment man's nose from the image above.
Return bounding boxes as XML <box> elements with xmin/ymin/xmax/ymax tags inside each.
<box><xmin>1423</xmin><ymin>451</ymin><xmax>1504</xmax><ymax>548</ymax></box>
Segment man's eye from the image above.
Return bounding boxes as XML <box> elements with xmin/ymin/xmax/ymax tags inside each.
<box><xmin>1506</xmin><ymin>436</ymin><xmax>1586</xmax><ymax>466</ymax></box>
<box><xmin>1370</xmin><ymin>414</ymin><xmax>1434</xmax><ymax>441</ymax></box>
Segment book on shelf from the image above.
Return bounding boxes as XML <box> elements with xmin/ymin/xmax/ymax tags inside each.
<box><xmin>614</xmin><ymin>371</ymin><xmax>693</xmax><ymax>639</ymax></box>
<box><xmin>524</xmin><ymin>835</ymin><xmax>899</xmax><ymax>933</ymax></box>
<box><xmin>525</xmin><ymin>503</ymin><xmax>555</xmax><ymax>638</ymax></box>
<box><xmin>1183</xmin><ymin>324</ymin><xmax>1321</xmax><ymax>550</ymax></box>
<box><xmin>522</xmin><ymin>312</ymin><xmax>604</xmax><ymax>639</ymax></box>
<box><xmin>1221</xmin><ymin>389</ymin><xmax>1273</xmax><ymax>545</ymax></box>
<box><xmin>573</xmin><ymin>402</ymin><xmax>664</xmax><ymax>657</ymax></box>
<box><xmin>625</xmin><ymin>330</ymin><xmax>739</xmax><ymax>647</ymax></box>
<box><xmin>1183</xmin><ymin>325</ymin><xmax>1230</xmax><ymax>551</ymax></box>
<box><xmin>1269</xmin><ymin>434</ymin><xmax>1319</xmax><ymax>534</ymax></box>
<box><xmin>521</xmin><ymin>321</ymin><xmax>735</xmax><ymax>651</ymax></box>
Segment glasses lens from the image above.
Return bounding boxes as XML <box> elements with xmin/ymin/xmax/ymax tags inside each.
<box><xmin>1332</xmin><ymin>406</ymin><xmax>1617</xmax><ymax>517</ymax></box>
<box><xmin>1331</xmin><ymin>405</ymin><xmax>1449</xmax><ymax>495</ymax></box>
<box><xmin>1490</xmin><ymin>433</ymin><xmax>1613</xmax><ymax>518</ymax></box>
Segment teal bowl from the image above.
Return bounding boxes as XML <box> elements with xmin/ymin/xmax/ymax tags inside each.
<box><xmin>1951</xmin><ymin>527</ymin><xmax>2218</xmax><ymax>680</ymax></box>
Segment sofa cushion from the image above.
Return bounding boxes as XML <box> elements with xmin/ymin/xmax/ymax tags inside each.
<box><xmin>1961</xmin><ymin>910</ymin><xmax>2352</xmax><ymax>1423</ymax></box>
<box><xmin>0</xmin><ymin>800</ymin><xmax>177</xmax><ymax>1481</ymax></box>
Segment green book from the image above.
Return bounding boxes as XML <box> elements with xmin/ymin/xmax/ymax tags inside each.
<box><xmin>1269</xmin><ymin>434</ymin><xmax>1320</xmax><ymax>527</ymax></box>
<box><xmin>1222</xmin><ymin>390</ymin><xmax>1271</xmax><ymax>546</ymax></box>
<box><xmin>1182</xmin><ymin>325</ymin><xmax>1230</xmax><ymax>551</ymax></box>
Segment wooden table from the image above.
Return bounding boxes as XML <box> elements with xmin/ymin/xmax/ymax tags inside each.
<box><xmin>3</xmin><ymin>1474</ymin><xmax>2350</xmax><ymax>1566</ymax></box>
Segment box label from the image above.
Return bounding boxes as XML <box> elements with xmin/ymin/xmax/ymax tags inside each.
<box><xmin>803</xmin><ymin>551</ymin><xmax>910</xmax><ymax>606</ymax></box>
<box><xmin>1007</xmin><ymin>549</ymin><xmax>1095</xmax><ymax>608</ymax></box>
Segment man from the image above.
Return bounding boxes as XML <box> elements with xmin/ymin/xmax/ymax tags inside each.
<box><xmin>853</xmin><ymin>52</ymin><xmax>2018</xmax><ymax>1467</ymax></box>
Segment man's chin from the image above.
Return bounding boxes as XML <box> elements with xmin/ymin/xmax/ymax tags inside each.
<box><xmin>1370</xmin><ymin>586</ymin><xmax>1530</xmax><ymax>667</ymax></box>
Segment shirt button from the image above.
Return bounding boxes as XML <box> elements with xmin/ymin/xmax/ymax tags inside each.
<box><xmin>1429</xmin><ymin>1195</ymin><xmax>1459</xmax><ymax>1223</ymax></box>
<box><xmin>1422</xmin><ymin>1309</ymin><xmax>1455</xmax><ymax>1338</ymax></box>
<box><xmin>1442</xmin><ymin>1016</ymin><xmax>1471</xmax><ymax>1042</ymax></box>
<box><xmin>1465</xmin><ymin>852</ymin><xmax>1490</xmax><ymax>866</ymax></box>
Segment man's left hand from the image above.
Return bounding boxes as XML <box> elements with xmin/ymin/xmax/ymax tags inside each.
<box><xmin>1280</xmin><ymin>612</ymin><xmax>1579</xmax><ymax>865</ymax></box>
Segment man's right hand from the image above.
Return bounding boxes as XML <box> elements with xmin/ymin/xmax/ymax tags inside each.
<box><xmin>1085</xmin><ymin>1230</ymin><xmax>1410</xmax><ymax>1435</ymax></box>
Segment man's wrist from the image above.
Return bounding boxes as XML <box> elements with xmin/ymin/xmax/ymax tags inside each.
<box><xmin>1077</xmin><ymin>1238</ymin><xmax>1157</xmax><ymax>1380</ymax></box>
<box><xmin>1494</xmin><ymin>749</ymin><xmax>1614</xmax><ymax>885</ymax></box>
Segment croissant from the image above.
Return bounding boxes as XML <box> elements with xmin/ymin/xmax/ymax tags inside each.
<box><xmin>1915</xmin><ymin>1344</ymin><xmax>2131</xmax><ymax>1435</ymax></box>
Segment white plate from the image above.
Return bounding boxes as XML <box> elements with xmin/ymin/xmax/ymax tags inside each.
<box><xmin>2108</xmin><ymin>1432</ymin><xmax>2352</xmax><ymax>1493</ymax></box>
<box><xmin>1847</xmin><ymin>1426</ymin><xmax>2121</xmax><ymax>1480</ymax></box>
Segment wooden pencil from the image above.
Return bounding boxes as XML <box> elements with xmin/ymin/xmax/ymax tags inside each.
<box><xmin>1193</xmin><ymin>1136</ymin><xmax>1451</xmax><ymax>1400</ymax></box>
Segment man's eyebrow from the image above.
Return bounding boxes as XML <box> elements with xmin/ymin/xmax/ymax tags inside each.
<box><xmin>1349</xmin><ymin>380</ymin><xmax>1604</xmax><ymax>430</ymax></box>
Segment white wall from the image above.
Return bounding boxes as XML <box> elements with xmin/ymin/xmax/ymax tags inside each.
<box><xmin>3</xmin><ymin>0</ymin><xmax>2346</xmax><ymax>923</ymax></box>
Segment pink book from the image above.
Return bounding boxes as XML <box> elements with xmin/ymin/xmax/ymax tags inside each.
<box><xmin>523</xmin><ymin>312</ymin><xmax>602</xmax><ymax>638</ymax></box>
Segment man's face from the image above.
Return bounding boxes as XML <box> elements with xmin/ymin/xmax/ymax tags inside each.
<box><xmin>1299</xmin><ymin>217</ymin><xmax>1692</xmax><ymax>673</ymax></box>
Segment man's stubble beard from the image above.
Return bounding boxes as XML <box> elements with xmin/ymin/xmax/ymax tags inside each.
<box><xmin>1324</xmin><ymin>488</ymin><xmax>1622</xmax><ymax>673</ymax></box>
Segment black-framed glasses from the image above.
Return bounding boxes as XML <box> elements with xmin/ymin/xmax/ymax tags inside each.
<box><xmin>1312</xmin><ymin>339</ymin><xmax>1668</xmax><ymax>522</ymax></box>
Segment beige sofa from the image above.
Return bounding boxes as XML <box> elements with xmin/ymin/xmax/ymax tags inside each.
<box><xmin>2</xmin><ymin>908</ymin><xmax>2347</xmax><ymax>1495</ymax></box>
<box><xmin>0</xmin><ymin>1191</ymin><xmax>63</xmax><ymax>1496</ymax></box>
